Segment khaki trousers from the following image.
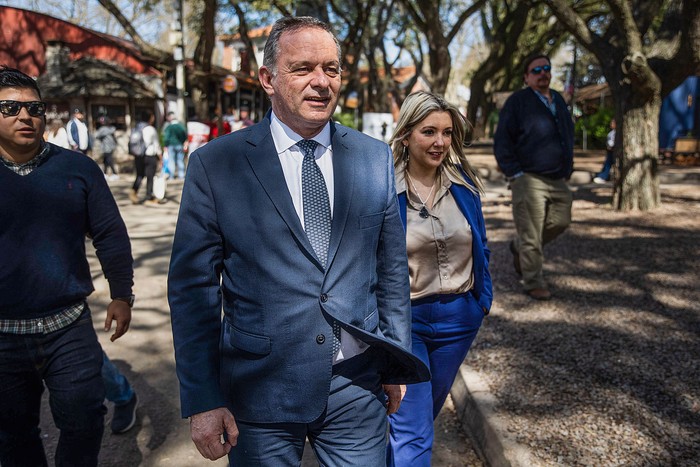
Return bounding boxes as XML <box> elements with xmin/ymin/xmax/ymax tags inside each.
<box><xmin>511</xmin><ymin>173</ymin><xmax>572</xmax><ymax>290</ymax></box>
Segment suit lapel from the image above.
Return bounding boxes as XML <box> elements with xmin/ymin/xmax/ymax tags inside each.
<box><xmin>327</xmin><ymin>123</ymin><xmax>353</xmax><ymax>270</ymax></box>
<box><xmin>244</xmin><ymin>121</ymin><xmax>319</xmax><ymax>265</ymax></box>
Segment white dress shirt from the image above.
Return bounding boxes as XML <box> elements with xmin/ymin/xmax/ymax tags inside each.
<box><xmin>269</xmin><ymin>112</ymin><xmax>368</xmax><ymax>364</ymax></box>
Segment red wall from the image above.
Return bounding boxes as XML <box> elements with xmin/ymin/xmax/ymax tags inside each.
<box><xmin>0</xmin><ymin>6</ymin><xmax>160</xmax><ymax>77</ymax></box>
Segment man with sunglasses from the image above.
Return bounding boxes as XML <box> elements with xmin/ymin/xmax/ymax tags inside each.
<box><xmin>0</xmin><ymin>66</ymin><xmax>134</xmax><ymax>466</ymax></box>
<box><xmin>494</xmin><ymin>54</ymin><xmax>574</xmax><ymax>301</ymax></box>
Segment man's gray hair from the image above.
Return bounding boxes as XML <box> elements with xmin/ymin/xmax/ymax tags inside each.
<box><xmin>262</xmin><ymin>16</ymin><xmax>342</xmax><ymax>76</ymax></box>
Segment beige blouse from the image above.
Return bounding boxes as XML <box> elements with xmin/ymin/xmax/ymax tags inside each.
<box><xmin>396</xmin><ymin>170</ymin><xmax>474</xmax><ymax>301</ymax></box>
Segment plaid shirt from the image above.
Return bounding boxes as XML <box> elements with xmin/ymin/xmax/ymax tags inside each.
<box><xmin>0</xmin><ymin>143</ymin><xmax>85</xmax><ymax>334</ymax></box>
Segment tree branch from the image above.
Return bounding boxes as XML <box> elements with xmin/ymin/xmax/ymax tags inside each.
<box><xmin>96</xmin><ymin>0</ymin><xmax>170</xmax><ymax>62</ymax></box>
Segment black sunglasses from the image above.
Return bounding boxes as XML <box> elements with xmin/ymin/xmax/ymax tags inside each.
<box><xmin>0</xmin><ymin>100</ymin><xmax>47</xmax><ymax>117</ymax></box>
<box><xmin>529</xmin><ymin>65</ymin><xmax>552</xmax><ymax>75</ymax></box>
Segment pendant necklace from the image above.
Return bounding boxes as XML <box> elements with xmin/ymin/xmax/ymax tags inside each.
<box><xmin>405</xmin><ymin>171</ymin><xmax>435</xmax><ymax>219</ymax></box>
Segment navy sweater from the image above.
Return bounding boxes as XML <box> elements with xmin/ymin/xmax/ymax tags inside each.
<box><xmin>0</xmin><ymin>145</ymin><xmax>133</xmax><ymax>319</ymax></box>
<box><xmin>494</xmin><ymin>87</ymin><xmax>574</xmax><ymax>179</ymax></box>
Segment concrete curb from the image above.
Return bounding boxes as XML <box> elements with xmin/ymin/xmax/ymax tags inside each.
<box><xmin>451</xmin><ymin>366</ymin><xmax>535</xmax><ymax>467</ymax></box>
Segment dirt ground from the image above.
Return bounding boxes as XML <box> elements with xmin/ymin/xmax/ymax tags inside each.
<box><xmin>38</xmin><ymin>177</ymin><xmax>482</xmax><ymax>466</ymax></box>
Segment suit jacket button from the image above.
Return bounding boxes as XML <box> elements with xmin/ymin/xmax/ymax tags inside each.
<box><xmin>316</xmin><ymin>334</ymin><xmax>326</xmax><ymax>344</ymax></box>
<box><xmin>320</xmin><ymin>294</ymin><xmax>328</xmax><ymax>303</ymax></box>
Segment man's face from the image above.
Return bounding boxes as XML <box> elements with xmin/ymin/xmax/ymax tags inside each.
<box><xmin>259</xmin><ymin>27</ymin><xmax>341</xmax><ymax>138</ymax></box>
<box><xmin>0</xmin><ymin>87</ymin><xmax>45</xmax><ymax>162</ymax></box>
<box><xmin>524</xmin><ymin>57</ymin><xmax>551</xmax><ymax>93</ymax></box>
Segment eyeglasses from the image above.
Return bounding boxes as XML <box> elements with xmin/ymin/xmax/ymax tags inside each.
<box><xmin>0</xmin><ymin>100</ymin><xmax>47</xmax><ymax>117</ymax></box>
<box><xmin>529</xmin><ymin>65</ymin><xmax>552</xmax><ymax>75</ymax></box>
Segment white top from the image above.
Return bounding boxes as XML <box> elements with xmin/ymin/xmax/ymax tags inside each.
<box><xmin>47</xmin><ymin>127</ymin><xmax>70</xmax><ymax>149</ymax></box>
<box><xmin>270</xmin><ymin>113</ymin><xmax>334</xmax><ymax>225</ymax></box>
<box><xmin>269</xmin><ymin>112</ymin><xmax>368</xmax><ymax>364</ymax></box>
<box><xmin>66</xmin><ymin>118</ymin><xmax>89</xmax><ymax>150</ymax></box>
<box><xmin>142</xmin><ymin>124</ymin><xmax>161</xmax><ymax>157</ymax></box>
<box><xmin>607</xmin><ymin>129</ymin><xmax>616</xmax><ymax>151</ymax></box>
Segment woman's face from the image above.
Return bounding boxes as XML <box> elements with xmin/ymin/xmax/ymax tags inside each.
<box><xmin>404</xmin><ymin>110</ymin><xmax>453</xmax><ymax>174</ymax></box>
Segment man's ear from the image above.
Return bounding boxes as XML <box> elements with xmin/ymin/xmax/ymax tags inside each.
<box><xmin>259</xmin><ymin>66</ymin><xmax>275</xmax><ymax>98</ymax></box>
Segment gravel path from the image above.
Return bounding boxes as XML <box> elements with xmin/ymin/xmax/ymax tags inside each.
<box><xmin>35</xmin><ymin>152</ymin><xmax>699</xmax><ymax>466</ymax></box>
<box><xmin>467</xmin><ymin>176</ymin><xmax>700</xmax><ymax>465</ymax></box>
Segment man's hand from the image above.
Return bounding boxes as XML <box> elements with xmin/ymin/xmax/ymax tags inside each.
<box><xmin>104</xmin><ymin>300</ymin><xmax>131</xmax><ymax>342</ymax></box>
<box><xmin>383</xmin><ymin>384</ymin><xmax>406</xmax><ymax>415</ymax></box>
<box><xmin>190</xmin><ymin>407</ymin><xmax>239</xmax><ymax>460</ymax></box>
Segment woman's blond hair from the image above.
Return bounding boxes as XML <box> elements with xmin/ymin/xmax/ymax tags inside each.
<box><xmin>389</xmin><ymin>91</ymin><xmax>483</xmax><ymax>194</ymax></box>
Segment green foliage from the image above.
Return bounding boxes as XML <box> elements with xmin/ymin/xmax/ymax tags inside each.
<box><xmin>334</xmin><ymin>112</ymin><xmax>358</xmax><ymax>129</ymax></box>
<box><xmin>575</xmin><ymin>107</ymin><xmax>613</xmax><ymax>149</ymax></box>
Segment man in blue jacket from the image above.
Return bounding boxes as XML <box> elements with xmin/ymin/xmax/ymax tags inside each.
<box><xmin>168</xmin><ymin>16</ymin><xmax>429</xmax><ymax>465</ymax></box>
<box><xmin>0</xmin><ymin>66</ymin><xmax>134</xmax><ymax>466</ymax></box>
<box><xmin>494</xmin><ymin>54</ymin><xmax>574</xmax><ymax>300</ymax></box>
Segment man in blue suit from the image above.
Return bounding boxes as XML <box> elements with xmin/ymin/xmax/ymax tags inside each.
<box><xmin>168</xmin><ymin>16</ymin><xmax>429</xmax><ymax>465</ymax></box>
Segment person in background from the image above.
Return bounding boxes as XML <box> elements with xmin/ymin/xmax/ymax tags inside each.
<box><xmin>101</xmin><ymin>352</ymin><xmax>138</xmax><ymax>434</ymax></box>
<box><xmin>66</xmin><ymin>107</ymin><xmax>90</xmax><ymax>154</ymax></box>
<box><xmin>163</xmin><ymin>111</ymin><xmax>188</xmax><ymax>179</ymax></box>
<box><xmin>238</xmin><ymin>106</ymin><xmax>254</xmax><ymax>129</ymax></box>
<box><xmin>129</xmin><ymin>110</ymin><xmax>162</xmax><ymax>205</ymax></box>
<box><xmin>168</xmin><ymin>16</ymin><xmax>429</xmax><ymax>465</ymax></box>
<box><xmin>45</xmin><ymin>118</ymin><xmax>70</xmax><ymax>148</ymax></box>
<box><xmin>593</xmin><ymin>118</ymin><xmax>616</xmax><ymax>184</ymax></box>
<box><xmin>0</xmin><ymin>65</ymin><xmax>134</xmax><ymax>467</ymax></box>
<box><xmin>208</xmin><ymin>114</ymin><xmax>231</xmax><ymax>140</ymax></box>
<box><xmin>494</xmin><ymin>54</ymin><xmax>574</xmax><ymax>301</ymax></box>
<box><xmin>94</xmin><ymin>116</ymin><xmax>119</xmax><ymax>179</ymax></box>
<box><xmin>185</xmin><ymin>115</ymin><xmax>210</xmax><ymax>156</ymax></box>
<box><xmin>386</xmin><ymin>91</ymin><xmax>492</xmax><ymax>466</ymax></box>
<box><xmin>222</xmin><ymin>106</ymin><xmax>237</xmax><ymax>128</ymax></box>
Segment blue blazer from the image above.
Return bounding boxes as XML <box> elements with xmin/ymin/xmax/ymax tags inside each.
<box><xmin>168</xmin><ymin>118</ymin><xmax>430</xmax><ymax>423</ymax></box>
<box><xmin>398</xmin><ymin>178</ymin><xmax>493</xmax><ymax>313</ymax></box>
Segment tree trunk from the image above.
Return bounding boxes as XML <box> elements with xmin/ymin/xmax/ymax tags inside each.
<box><xmin>612</xmin><ymin>85</ymin><xmax>662</xmax><ymax>210</ymax></box>
<box><xmin>427</xmin><ymin>42</ymin><xmax>451</xmax><ymax>95</ymax></box>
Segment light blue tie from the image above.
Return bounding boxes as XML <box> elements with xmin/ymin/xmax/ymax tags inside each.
<box><xmin>297</xmin><ymin>139</ymin><xmax>340</xmax><ymax>355</ymax></box>
<box><xmin>298</xmin><ymin>139</ymin><xmax>331</xmax><ymax>266</ymax></box>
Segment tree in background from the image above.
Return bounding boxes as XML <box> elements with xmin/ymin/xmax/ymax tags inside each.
<box><xmin>465</xmin><ymin>0</ymin><xmax>568</xmax><ymax>141</ymax></box>
<box><xmin>544</xmin><ymin>0</ymin><xmax>700</xmax><ymax>211</ymax></box>
<box><xmin>397</xmin><ymin>0</ymin><xmax>487</xmax><ymax>95</ymax></box>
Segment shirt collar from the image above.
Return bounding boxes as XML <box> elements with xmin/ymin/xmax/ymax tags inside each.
<box><xmin>396</xmin><ymin>166</ymin><xmax>457</xmax><ymax>195</ymax></box>
<box><xmin>269</xmin><ymin>111</ymin><xmax>332</xmax><ymax>154</ymax></box>
<box><xmin>1</xmin><ymin>142</ymin><xmax>51</xmax><ymax>174</ymax></box>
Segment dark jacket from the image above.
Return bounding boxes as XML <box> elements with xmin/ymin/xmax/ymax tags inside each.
<box><xmin>0</xmin><ymin>145</ymin><xmax>133</xmax><ymax>319</ymax></box>
<box><xmin>494</xmin><ymin>87</ymin><xmax>574</xmax><ymax>179</ymax></box>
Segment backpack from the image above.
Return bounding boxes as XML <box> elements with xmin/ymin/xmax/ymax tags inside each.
<box><xmin>128</xmin><ymin>122</ymin><xmax>148</xmax><ymax>156</ymax></box>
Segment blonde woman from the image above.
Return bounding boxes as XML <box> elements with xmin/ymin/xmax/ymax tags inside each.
<box><xmin>387</xmin><ymin>91</ymin><xmax>492</xmax><ymax>466</ymax></box>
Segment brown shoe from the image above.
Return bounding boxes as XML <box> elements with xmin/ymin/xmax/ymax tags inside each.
<box><xmin>128</xmin><ymin>189</ymin><xmax>139</xmax><ymax>204</ymax></box>
<box><xmin>526</xmin><ymin>288</ymin><xmax>552</xmax><ymax>300</ymax></box>
<box><xmin>509</xmin><ymin>240</ymin><xmax>522</xmax><ymax>276</ymax></box>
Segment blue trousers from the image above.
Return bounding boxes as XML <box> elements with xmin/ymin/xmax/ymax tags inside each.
<box><xmin>167</xmin><ymin>144</ymin><xmax>186</xmax><ymax>179</ymax></box>
<box><xmin>229</xmin><ymin>347</ymin><xmax>387</xmax><ymax>466</ymax></box>
<box><xmin>596</xmin><ymin>150</ymin><xmax>615</xmax><ymax>181</ymax></box>
<box><xmin>387</xmin><ymin>293</ymin><xmax>484</xmax><ymax>467</ymax></box>
<box><xmin>0</xmin><ymin>308</ymin><xmax>106</xmax><ymax>467</ymax></box>
<box><xmin>102</xmin><ymin>352</ymin><xmax>133</xmax><ymax>406</ymax></box>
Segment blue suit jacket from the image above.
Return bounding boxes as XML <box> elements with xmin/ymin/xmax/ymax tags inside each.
<box><xmin>398</xmin><ymin>178</ymin><xmax>493</xmax><ymax>313</ymax></box>
<box><xmin>168</xmin><ymin>118</ymin><xmax>430</xmax><ymax>423</ymax></box>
